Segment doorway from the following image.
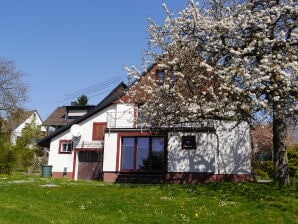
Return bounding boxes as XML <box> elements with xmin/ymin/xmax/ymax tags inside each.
<box><xmin>121</xmin><ymin>137</ymin><xmax>165</xmax><ymax>172</ymax></box>
<box><xmin>77</xmin><ymin>150</ymin><xmax>103</xmax><ymax>180</ymax></box>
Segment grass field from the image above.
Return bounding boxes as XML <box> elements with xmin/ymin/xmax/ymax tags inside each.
<box><xmin>0</xmin><ymin>173</ymin><xmax>297</xmax><ymax>224</ymax></box>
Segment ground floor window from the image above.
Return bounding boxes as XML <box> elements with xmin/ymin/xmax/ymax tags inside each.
<box><xmin>121</xmin><ymin>137</ymin><xmax>165</xmax><ymax>172</ymax></box>
<box><xmin>59</xmin><ymin>140</ymin><xmax>72</xmax><ymax>153</ymax></box>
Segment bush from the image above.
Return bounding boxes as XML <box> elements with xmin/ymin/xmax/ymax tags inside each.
<box><xmin>0</xmin><ymin>148</ymin><xmax>16</xmax><ymax>174</ymax></box>
<box><xmin>255</xmin><ymin>145</ymin><xmax>298</xmax><ymax>179</ymax></box>
<box><xmin>0</xmin><ymin>121</ymin><xmax>16</xmax><ymax>174</ymax></box>
<box><xmin>288</xmin><ymin>145</ymin><xmax>298</xmax><ymax>178</ymax></box>
<box><xmin>259</xmin><ymin>160</ymin><xmax>274</xmax><ymax>178</ymax></box>
<box><xmin>254</xmin><ymin>168</ymin><xmax>269</xmax><ymax>179</ymax></box>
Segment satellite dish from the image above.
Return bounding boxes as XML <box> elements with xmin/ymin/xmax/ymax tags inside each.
<box><xmin>70</xmin><ymin>124</ymin><xmax>81</xmax><ymax>137</ymax></box>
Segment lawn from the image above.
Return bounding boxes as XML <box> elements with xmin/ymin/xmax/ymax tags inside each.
<box><xmin>0</xmin><ymin>174</ymin><xmax>297</xmax><ymax>224</ymax></box>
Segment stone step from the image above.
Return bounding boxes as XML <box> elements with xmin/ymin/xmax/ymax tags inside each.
<box><xmin>116</xmin><ymin>172</ymin><xmax>164</xmax><ymax>184</ymax></box>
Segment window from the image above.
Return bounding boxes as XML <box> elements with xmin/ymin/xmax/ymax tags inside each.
<box><xmin>121</xmin><ymin>136</ymin><xmax>165</xmax><ymax>171</ymax></box>
<box><xmin>92</xmin><ymin>122</ymin><xmax>106</xmax><ymax>141</ymax></box>
<box><xmin>59</xmin><ymin>140</ymin><xmax>72</xmax><ymax>153</ymax></box>
<box><xmin>156</xmin><ymin>70</ymin><xmax>165</xmax><ymax>83</ymax></box>
<box><xmin>181</xmin><ymin>136</ymin><xmax>196</xmax><ymax>149</ymax></box>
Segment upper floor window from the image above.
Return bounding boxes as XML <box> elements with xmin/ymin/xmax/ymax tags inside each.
<box><xmin>59</xmin><ymin>140</ymin><xmax>72</xmax><ymax>153</ymax></box>
<box><xmin>156</xmin><ymin>70</ymin><xmax>165</xmax><ymax>84</ymax></box>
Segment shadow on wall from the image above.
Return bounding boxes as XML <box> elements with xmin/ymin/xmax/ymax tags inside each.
<box><xmin>216</xmin><ymin>121</ymin><xmax>251</xmax><ymax>175</ymax></box>
<box><xmin>167</xmin><ymin>131</ymin><xmax>216</xmax><ymax>173</ymax></box>
<box><xmin>167</xmin><ymin>121</ymin><xmax>251</xmax><ymax>175</ymax></box>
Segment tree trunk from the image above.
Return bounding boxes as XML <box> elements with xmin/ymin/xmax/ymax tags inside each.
<box><xmin>273</xmin><ymin>107</ymin><xmax>290</xmax><ymax>186</ymax></box>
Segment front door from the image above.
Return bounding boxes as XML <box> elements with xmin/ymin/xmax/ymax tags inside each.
<box><xmin>77</xmin><ymin>150</ymin><xmax>103</xmax><ymax>180</ymax></box>
<box><xmin>121</xmin><ymin>137</ymin><xmax>165</xmax><ymax>172</ymax></box>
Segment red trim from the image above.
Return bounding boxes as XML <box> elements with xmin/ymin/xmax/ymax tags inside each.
<box><xmin>103</xmin><ymin>172</ymin><xmax>118</xmax><ymax>182</ymax></box>
<box><xmin>52</xmin><ymin>172</ymin><xmax>73</xmax><ymax>179</ymax></box>
<box><xmin>116</xmin><ymin>132</ymin><xmax>166</xmax><ymax>172</ymax></box>
<box><xmin>116</xmin><ymin>134</ymin><xmax>121</xmax><ymax>172</ymax></box>
<box><xmin>164</xmin><ymin>173</ymin><xmax>252</xmax><ymax>184</ymax></box>
<box><xmin>116</xmin><ymin>132</ymin><xmax>152</xmax><ymax>172</ymax></box>
<box><xmin>92</xmin><ymin>122</ymin><xmax>107</xmax><ymax>141</ymax></box>
<box><xmin>58</xmin><ymin>140</ymin><xmax>72</xmax><ymax>154</ymax></box>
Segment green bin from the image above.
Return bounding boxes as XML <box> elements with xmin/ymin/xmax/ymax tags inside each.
<box><xmin>41</xmin><ymin>165</ymin><xmax>53</xmax><ymax>177</ymax></box>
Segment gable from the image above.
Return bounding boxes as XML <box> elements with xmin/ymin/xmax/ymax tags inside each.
<box><xmin>119</xmin><ymin>65</ymin><xmax>159</xmax><ymax>104</ymax></box>
<box><xmin>37</xmin><ymin>82</ymin><xmax>128</xmax><ymax>147</ymax></box>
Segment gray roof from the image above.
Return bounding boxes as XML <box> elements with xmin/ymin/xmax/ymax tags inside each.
<box><xmin>43</xmin><ymin>105</ymin><xmax>96</xmax><ymax>127</ymax></box>
<box><xmin>37</xmin><ymin>82</ymin><xmax>127</xmax><ymax>147</ymax></box>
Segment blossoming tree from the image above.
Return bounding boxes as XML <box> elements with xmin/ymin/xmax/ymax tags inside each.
<box><xmin>126</xmin><ymin>0</ymin><xmax>297</xmax><ymax>185</ymax></box>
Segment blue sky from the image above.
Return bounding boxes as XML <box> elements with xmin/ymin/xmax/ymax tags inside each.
<box><xmin>0</xmin><ymin>0</ymin><xmax>187</xmax><ymax>120</ymax></box>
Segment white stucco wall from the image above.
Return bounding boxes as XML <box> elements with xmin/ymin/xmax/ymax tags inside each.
<box><xmin>48</xmin><ymin>103</ymin><xmax>135</xmax><ymax>176</ymax></box>
<box><xmin>167</xmin><ymin>121</ymin><xmax>251</xmax><ymax>175</ymax></box>
<box><xmin>48</xmin><ymin>104</ymin><xmax>118</xmax><ymax>175</ymax></box>
<box><xmin>102</xmin><ymin>132</ymin><xmax>118</xmax><ymax>172</ymax></box>
<box><xmin>48</xmin><ymin>132</ymin><xmax>74</xmax><ymax>173</ymax></box>
<box><xmin>168</xmin><ymin>132</ymin><xmax>217</xmax><ymax>173</ymax></box>
<box><xmin>216</xmin><ymin>121</ymin><xmax>251</xmax><ymax>174</ymax></box>
<box><xmin>107</xmin><ymin>104</ymin><xmax>134</xmax><ymax>128</ymax></box>
<box><xmin>102</xmin><ymin>104</ymin><xmax>134</xmax><ymax>172</ymax></box>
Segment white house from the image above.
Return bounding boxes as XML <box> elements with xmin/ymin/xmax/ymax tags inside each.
<box><xmin>9</xmin><ymin>110</ymin><xmax>46</xmax><ymax>145</ymax></box>
<box><xmin>38</xmin><ymin>69</ymin><xmax>252</xmax><ymax>183</ymax></box>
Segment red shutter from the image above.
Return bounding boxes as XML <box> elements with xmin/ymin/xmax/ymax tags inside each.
<box><xmin>92</xmin><ymin>123</ymin><xmax>106</xmax><ymax>140</ymax></box>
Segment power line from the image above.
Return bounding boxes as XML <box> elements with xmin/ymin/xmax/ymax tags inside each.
<box><xmin>57</xmin><ymin>76</ymin><xmax>122</xmax><ymax>103</ymax></box>
<box><xmin>62</xmin><ymin>76</ymin><xmax>121</xmax><ymax>98</ymax></box>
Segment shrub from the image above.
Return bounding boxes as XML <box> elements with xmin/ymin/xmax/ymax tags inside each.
<box><xmin>0</xmin><ymin>121</ymin><xmax>16</xmax><ymax>174</ymax></box>
<box><xmin>288</xmin><ymin>145</ymin><xmax>298</xmax><ymax>178</ymax></box>
<box><xmin>0</xmin><ymin>148</ymin><xmax>16</xmax><ymax>174</ymax></box>
<box><xmin>259</xmin><ymin>160</ymin><xmax>274</xmax><ymax>178</ymax></box>
<box><xmin>254</xmin><ymin>168</ymin><xmax>269</xmax><ymax>179</ymax></box>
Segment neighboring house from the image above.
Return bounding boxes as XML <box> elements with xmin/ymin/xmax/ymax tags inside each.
<box><xmin>38</xmin><ymin>67</ymin><xmax>252</xmax><ymax>183</ymax></box>
<box><xmin>43</xmin><ymin>103</ymin><xmax>95</xmax><ymax>131</ymax></box>
<box><xmin>8</xmin><ymin>110</ymin><xmax>46</xmax><ymax>145</ymax></box>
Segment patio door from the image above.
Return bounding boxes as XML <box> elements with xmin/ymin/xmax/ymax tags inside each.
<box><xmin>121</xmin><ymin>137</ymin><xmax>165</xmax><ymax>172</ymax></box>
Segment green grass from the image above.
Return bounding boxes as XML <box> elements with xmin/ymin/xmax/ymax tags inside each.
<box><xmin>0</xmin><ymin>173</ymin><xmax>297</xmax><ymax>224</ymax></box>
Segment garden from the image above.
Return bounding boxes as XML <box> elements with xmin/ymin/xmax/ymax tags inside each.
<box><xmin>0</xmin><ymin>173</ymin><xmax>297</xmax><ymax>224</ymax></box>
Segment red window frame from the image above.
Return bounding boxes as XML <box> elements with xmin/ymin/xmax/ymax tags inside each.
<box><xmin>59</xmin><ymin>140</ymin><xmax>72</xmax><ymax>154</ymax></box>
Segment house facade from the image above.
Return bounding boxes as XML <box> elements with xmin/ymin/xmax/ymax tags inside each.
<box><xmin>9</xmin><ymin>110</ymin><xmax>46</xmax><ymax>145</ymax></box>
<box><xmin>38</xmin><ymin>75</ymin><xmax>252</xmax><ymax>183</ymax></box>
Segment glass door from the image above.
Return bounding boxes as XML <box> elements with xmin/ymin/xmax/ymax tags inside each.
<box><xmin>136</xmin><ymin>137</ymin><xmax>150</xmax><ymax>170</ymax></box>
<box><xmin>121</xmin><ymin>137</ymin><xmax>135</xmax><ymax>170</ymax></box>
<box><xmin>152</xmin><ymin>137</ymin><xmax>164</xmax><ymax>170</ymax></box>
<box><xmin>121</xmin><ymin>136</ymin><xmax>165</xmax><ymax>171</ymax></box>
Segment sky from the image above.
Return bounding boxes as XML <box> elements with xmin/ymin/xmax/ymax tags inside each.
<box><xmin>0</xmin><ymin>0</ymin><xmax>188</xmax><ymax>120</ymax></box>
